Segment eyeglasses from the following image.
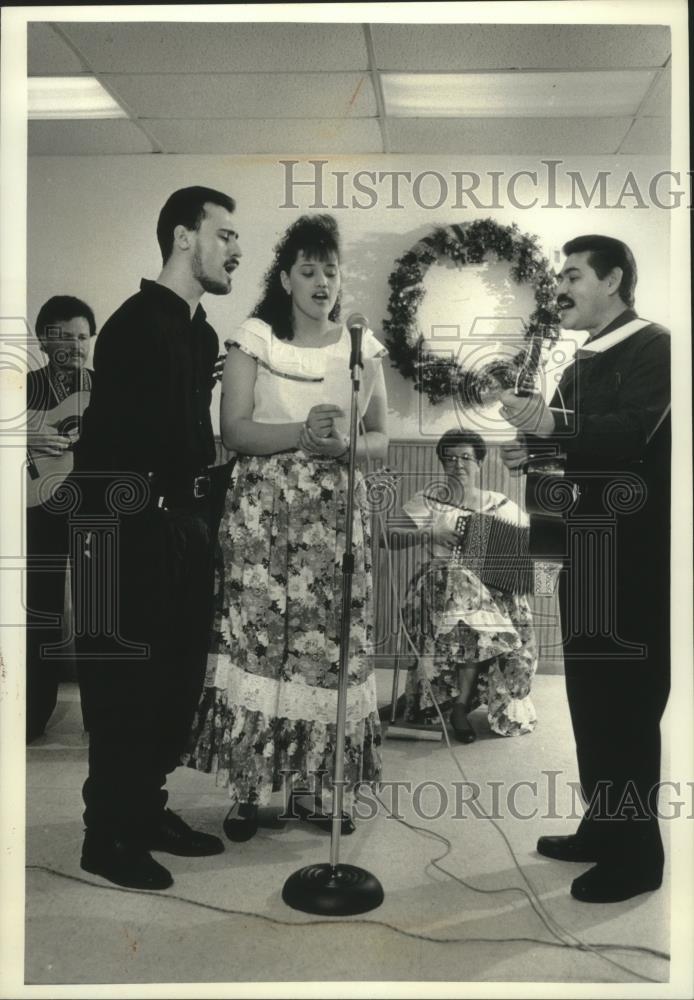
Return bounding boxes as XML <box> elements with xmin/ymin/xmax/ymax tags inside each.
<box><xmin>441</xmin><ymin>453</ymin><xmax>478</xmax><ymax>465</ymax></box>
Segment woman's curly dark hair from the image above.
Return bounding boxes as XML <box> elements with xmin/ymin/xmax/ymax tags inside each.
<box><xmin>251</xmin><ymin>214</ymin><xmax>342</xmax><ymax>341</ymax></box>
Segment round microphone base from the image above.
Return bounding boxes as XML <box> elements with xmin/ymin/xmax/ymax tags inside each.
<box><xmin>282</xmin><ymin>863</ymin><xmax>384</xmax><ymax>916</ymax></box>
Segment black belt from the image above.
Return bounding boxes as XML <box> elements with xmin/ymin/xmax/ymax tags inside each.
<box><xmin>147</xmin><ymin>470</ymin><xmax>212</xmax><ymax>509</ymax></box>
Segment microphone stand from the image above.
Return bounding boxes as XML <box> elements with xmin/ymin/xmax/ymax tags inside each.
<box><xmin>282</xmin><ymin>332</ymin><xmax>384</xmax><ymax>917</ymax></box>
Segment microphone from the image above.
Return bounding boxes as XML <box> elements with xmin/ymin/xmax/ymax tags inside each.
<box><xmin>347</xmin><ymin>312</ymin><xmax>368</xmax><ymax>371</ymax></box>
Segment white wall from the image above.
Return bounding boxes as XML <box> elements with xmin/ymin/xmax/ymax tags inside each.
<box><xmin>28</xmin><ymin>153</ymin><xmax>671</xmax><ymax>439</ymax></box>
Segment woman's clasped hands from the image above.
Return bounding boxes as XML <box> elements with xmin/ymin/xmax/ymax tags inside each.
<box><xmin>298</xmin><ymin>403</ymin><xmax>348</xmax><ymax>459</ymax></box>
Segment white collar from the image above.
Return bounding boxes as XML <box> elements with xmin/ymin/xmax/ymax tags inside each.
<box><xmin>579</xmin><ymin>317</ymin><xmax>650</xmax><ymax>355</ymax></box>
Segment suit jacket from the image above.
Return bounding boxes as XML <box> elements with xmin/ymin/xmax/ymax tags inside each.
<box><xmin>550</xmin><ymin>309</ymin><xmax>670</xmax><ymax>483</ymax></box>
<box><xmin>529</xmin><ymin>309</ymin><xmax>671</xmax><ymax>645</ymax></box>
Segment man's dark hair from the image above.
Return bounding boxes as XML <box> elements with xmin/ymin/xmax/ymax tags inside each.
<box><xmin>562</xmin><ymin>234</ymin><xmax>637</xmax><ymax>307</ymax></box>
<box><xmin>156</xmin><ymin>186</ymin><xmax>236</xmax><ymax>263</ymax></box>
<box><xmin>436</xmin><ymin>428</ymin><xmax>487</xmax><ymax>464</ymax></box>
<box><xmin>35</xmin><ymin>295</ymin><xmax>97</xmax><ymax>339</ymax></box>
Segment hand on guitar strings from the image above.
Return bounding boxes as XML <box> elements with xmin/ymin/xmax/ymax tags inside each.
<box><xmin>498</xmin><ymin>389</ymin><xmax>555</xmax><ymax>437</ymax></box>
<box><xmin>27</xmin><ymin>425</ymin><xmax>72</xmax><ymax>457</ymax></box>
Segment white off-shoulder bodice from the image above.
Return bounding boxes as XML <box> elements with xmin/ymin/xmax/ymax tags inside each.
<box><xmin>226</xmin><ymin>317</ymin><xmax>387</xmax><ymax>425</ymax></box>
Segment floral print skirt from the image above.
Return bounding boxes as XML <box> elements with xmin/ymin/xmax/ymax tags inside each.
<box><xmin>185</xmin><ymin>452</ymin><xmax>382</xmax><ymax>805</ymax></box>
<box><xmin>403</xmin><ymin>560</ymin><xmax>538</xmax><ymax>736</ymax></box>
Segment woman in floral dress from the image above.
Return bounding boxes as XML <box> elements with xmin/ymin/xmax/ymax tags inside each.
<box><xmin>186</xmin><ymin>215</ymin><xmax>388</xmax><ymax>839</ymax></box>
<box><xmin>394</xmin><ymin>428</ymin><xmax>538</xmax><ymax>743</ymax></box>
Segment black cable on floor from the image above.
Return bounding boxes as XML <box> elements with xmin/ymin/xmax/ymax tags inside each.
<box><xmin>370</xmin><ymin>794</ymin><xmax>669</xmax><ymax>984</ymax></box>
<box><xmin>26</xmin><ymin>864</ymin><xmax>669</xmax><ymax>969</ymax></box>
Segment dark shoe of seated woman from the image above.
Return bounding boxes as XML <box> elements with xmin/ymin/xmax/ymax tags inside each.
<box><xmin>450</xmin><ymin>703</ymin><xmax>477</xmax><ymax>743</ymax></box>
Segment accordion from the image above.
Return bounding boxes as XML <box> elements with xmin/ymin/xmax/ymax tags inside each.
<box><xmin>452</xmin><ymin>511</ymin><xmax>534</xmax><ymax>595</ymax></box>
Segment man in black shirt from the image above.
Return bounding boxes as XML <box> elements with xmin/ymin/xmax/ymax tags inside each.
<box><xmin>74</xmin><ymin>187</ymin><xmax>241</xmax><ymax>890</ymax></box>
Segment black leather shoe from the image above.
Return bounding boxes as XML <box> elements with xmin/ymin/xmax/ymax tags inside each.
<box><xmin>450</xmin><ymin>703</ymin><xmax>476</xmax><ymax>744</ymax></box>
<box><xmin>537</xmin><ymin>834</ymin><xmax>600</xmax><ymax>863</ymax></box>
<box><xmin>290</xmin><ymin>795</ymin><xmax>355</xmax><ymax>835</ymax></box>
<box><xmin>223</xmin><ymin>802</ymin><xmax>259</xmax><ymax>843</ymax></box>
<box><xmin>81</xmin><ymin>834</ymin><xmax>173</xmax><ymax>890</ymax></box>
<box><xmin>149</xmin><ymin>809</ymin><xmax>225</xmax><ymax>856</ymax></box>
<box><xmin>570</xmin><ymin>863</ymin><xmax>662</xmax><ymax>903</ymax></box>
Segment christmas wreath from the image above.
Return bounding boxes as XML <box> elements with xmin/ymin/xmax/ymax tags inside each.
<box><xmin>383</xmin><ymin>220</ymin><xmax>560</xmax><ymax>405</ymax></box>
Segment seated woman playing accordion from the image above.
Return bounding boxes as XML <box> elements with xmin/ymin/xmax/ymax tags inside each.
<box><xmin>390</xmin><ymin>429</ymin><xmax>538</xmax><ymax>743</ymax></box>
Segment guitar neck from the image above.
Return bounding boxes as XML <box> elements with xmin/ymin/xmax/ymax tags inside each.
<box><xmin>515</xmin><ymin>334</ymin><xmax>544</xmax><ymax>397</ymax></box>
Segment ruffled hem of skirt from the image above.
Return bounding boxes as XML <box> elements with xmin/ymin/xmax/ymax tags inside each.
<box><xmin>184</xmin><ymin>686</ymin><xmax>382</xmax><ymax>806</ymax></box>
<box><xmin>487</xmin><ymin>694</ymin><xmax>537</xmax><ymax>736</ymax></box>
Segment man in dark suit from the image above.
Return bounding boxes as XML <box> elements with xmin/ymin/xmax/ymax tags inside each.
<box><xmin>500</xmin><ymin>235</ymin><xmax>670</xmax><ymax>903</ymax></box>
<box><xmin>26</xmin><ymin>296</ymin><xmax>96</xmax><ymax>742</ymax></box>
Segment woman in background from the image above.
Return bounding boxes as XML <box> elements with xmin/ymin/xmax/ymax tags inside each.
<box><xmin>186</xmin><ymin>215</ymin><xmax>388</xmax><ymax>839</ymax></box>
<box><xmin>390</xmin><ymin>428</ymin><xmax>537</xmax><ymax>743</ymax></box>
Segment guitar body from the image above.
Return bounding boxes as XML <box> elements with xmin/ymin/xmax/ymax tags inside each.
<box><xmin>26</xmin><ymin>391</ymin><xmax>90</xmax><ymax>508</ymax></box>
<box><xmin>510</xmin><ymin>336</ymin><xmax>578</xmax><ymax>559</ymax></box>
<box><xmin>523</xmin><ymin>438</ymin><xmax>584</xmax><ymax>559</ymax></box>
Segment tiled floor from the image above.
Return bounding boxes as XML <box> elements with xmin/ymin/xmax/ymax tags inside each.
<box><xmin>24</xmin><ymin>675</ymin><xmax>671</xmax><ymax>987</ymax></box>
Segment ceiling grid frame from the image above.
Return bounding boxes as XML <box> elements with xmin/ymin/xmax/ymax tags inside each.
<box><xmin>27</xmin><ymin>21</ymin><xmax>672</xmax><ymax>157</ymax></box>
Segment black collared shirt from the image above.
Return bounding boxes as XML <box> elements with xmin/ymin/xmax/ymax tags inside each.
<box><xmin>546</xmin><ymin>306</ymin><xmax>670</xmax><ymax>467</ymax></box>
<box><xmin>75</xmin><ymin>279</ymin><xmax>218</xmax><ymax>480</ymax></box>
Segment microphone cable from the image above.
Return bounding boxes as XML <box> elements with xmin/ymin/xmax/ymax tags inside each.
<box><xmin>25</xmin><ymin>864</ymin><xmax>669</xmax><ymax>968</ymax></box>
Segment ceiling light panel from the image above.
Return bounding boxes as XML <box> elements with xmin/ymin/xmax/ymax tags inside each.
<box><xmin>29</xmin><ymin>77</ymin><xmax>128</xmax><ymax>120</ymax></box>
<box><xmin>382</xmin><ymin>70</ymin><xmax>657</xmax><ymax>118</ymax></box>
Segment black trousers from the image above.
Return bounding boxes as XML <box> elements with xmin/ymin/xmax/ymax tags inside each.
<box><xmin>560</xmin><ymin>540</ymin><xmax>670</xmax><ymax>877</ymax></box>
<box><xmin>76</xmin><ymin>500</ymin><xmax>215</xmax><ymax>841</ymax></box>
<box><xmin>26</xmin><ymin>504</ymin><xmax>71</xmax><ymax>741</ymax></box>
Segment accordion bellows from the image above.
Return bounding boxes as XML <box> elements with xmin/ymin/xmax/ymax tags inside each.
<box><xmin>453</xmin><ymin>508</ymin><xmax>534</xmax><ymax>595</ymax></box>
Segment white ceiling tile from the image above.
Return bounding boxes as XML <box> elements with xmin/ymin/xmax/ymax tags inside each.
<box><xmin>619</xmin><ymin>117</ymin><xmax>670</xmax><ymax>154</ymax></box>
<box><xmin>59</xmin><ymin>22</ymin><xmax>369</xmax><ymax>74</ymax></box>
<box><xmin>382</xmin><ymin>70</ymin><xmax>656</xmax><ymax>118</ymax></box>
<box><xmin>371</xmin><ymin>24</ymin><xmax>671</xmax><ymax>71</ymax></box>
<box><xmin>103</xmin><ymin>72</ymin><xmax>376</xmax><ymax>119</ymax></box>
<box><xmin>28</xmin><ymin>119</ymin><xmax>153</xmax><ymax>155</ymax></box>
<box><xmin>28</xmin><ymin>23</ymin><xmax>88</xmax><ymax>75</ymax></box>
<box><xmin>387</xmin><ymin>117</ymin><xmax>633</xmax><ymax>155</ymax></box>
<box><xmin>640</xmin><ymin>65</ymin><xmax>671</xmax><ymax>117</ymax></box>
<box><xmin>145</xmin><ymin>118</ymin><xmax>383</xmax><ymax>155</ymax></box>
